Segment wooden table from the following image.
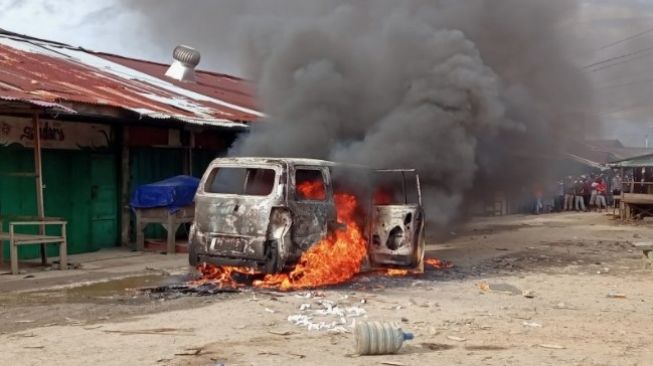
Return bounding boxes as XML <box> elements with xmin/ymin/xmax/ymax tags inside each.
<box><xmin>0</xmin><ymin>217</ymin><xmax>67</xmax><ymax>275</ymax></box>
<box><xmin>134</xmin><ymin>204</ymin><xmax>194</xmax><ymax>254</ymax></box>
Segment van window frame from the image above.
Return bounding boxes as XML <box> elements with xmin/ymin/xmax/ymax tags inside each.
<box><xmin>294</xmin><ymin>167</ymin><xmax>329</xmax><ymax>203</ymax></box>
<box><xmin>202</xmin><ymin>164</ymin><xmax>281</xmax><ymax>198</ymax></box>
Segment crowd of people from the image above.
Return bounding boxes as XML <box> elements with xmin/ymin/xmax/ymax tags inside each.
<box><xmin>533</xmin><ymin>173</ymin><xmax>623</xmax><ymax>214</ymax></box>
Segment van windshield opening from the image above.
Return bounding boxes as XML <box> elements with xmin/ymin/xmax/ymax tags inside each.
<box><xmin>205</xmin><ymin>167</ymin><xmax>276</xmax><ymax>196</ymax></box>
<box><xmin>373</xmin><ymin>171</ymin><xmax>420</xmax><ymax>205</ymax></box>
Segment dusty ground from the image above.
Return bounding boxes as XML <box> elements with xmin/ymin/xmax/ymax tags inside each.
<box><xmin>1</xmin><ymin>212</ymin><xmax>652</xmax><ymax>366</ymax></box>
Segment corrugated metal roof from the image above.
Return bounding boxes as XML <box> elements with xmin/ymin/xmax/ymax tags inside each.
<box><xmin>566</xmin><ymin>139</ymin><xmax>651</xmax><ymax>165</ymax></box>
<box><xmin>610</xmin><ymin>153</ymin><xmax>653</xmax><ymax>168</ymax></box>
<box><xmin>0</xmin><ymin>32</ymin><xmax>261</xmax><ymax>128</ymax></box>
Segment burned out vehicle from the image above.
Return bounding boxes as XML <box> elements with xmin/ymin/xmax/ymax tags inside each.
<box><xmin>189</xmin><ymin>157</ymin><xmax>425</xmax><ymax>273</ymax></box>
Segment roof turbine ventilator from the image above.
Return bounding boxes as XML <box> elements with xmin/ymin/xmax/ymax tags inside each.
<box><xmin>164</xmin><ymin>45</ymin><xmax>201</xmax><ymax>83</ymax></box>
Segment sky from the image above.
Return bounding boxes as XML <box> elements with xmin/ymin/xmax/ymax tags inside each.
<box><xmin>2</xmin><ymin>0</ymin><xmax>653</xmax><ymax>146</ymax></box>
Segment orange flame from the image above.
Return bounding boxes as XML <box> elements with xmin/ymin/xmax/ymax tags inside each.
<box><xmin>254</xmin><ymin>192</ymin><xmax>367</xmax><ymax>291</ymax></box>
<box><xmin>386</xmin><ymin>268</ymin><xmax>409</xmax><ymax>276</ymax></box>
<box><xmin>425</xmin><ymin>258</ymin><xmax>454</xmax><ymax>269</ymax></box>
<box><xmin>297</xmin><ymin>180</ymin><xmax>326</xmax><ymax>200</ymax></box>
<box><xmin>192</xmin><ymin>264</ymin><xmax>258</xmax><ymax>288</ymax></box>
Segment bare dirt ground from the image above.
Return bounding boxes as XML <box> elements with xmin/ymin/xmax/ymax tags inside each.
<box><xmin>1</xmin><ymin>212</ymin><xmax>652</xmax><ymax>366</ymax></box>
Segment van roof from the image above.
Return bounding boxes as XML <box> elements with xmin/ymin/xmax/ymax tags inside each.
<box><xmin>208</xmin><ymin>157</ymin><xmax>417</xmax><ymax>172</ymax></box>
<box><xmin>210</xmin><ymin>157</ymin><xmax>351</xmax><ymax>168</ymax></box>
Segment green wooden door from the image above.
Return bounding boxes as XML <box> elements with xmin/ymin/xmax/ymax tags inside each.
<box><xmin>90</xmin><ymin>155</ymin><xmax>118</xmax><ymax>249</ymax></box>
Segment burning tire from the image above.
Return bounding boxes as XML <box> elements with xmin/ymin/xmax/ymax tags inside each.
<box><xmin>263</xmin><ymin>239</ymin><xmax>284</xmax><ymax>274</ymax></box>
<box><xmin>188</xmin><ymin>240</ymin><xmax>199</xmax><ymax>267</ymax></box>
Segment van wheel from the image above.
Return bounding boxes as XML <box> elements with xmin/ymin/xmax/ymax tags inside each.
<box><xmin>188</xmin><ymin>244</ymin><xmax>199</xmax><ymax>267</ymax></box>
<box><xmin>264</xmin><ymin>240</ymin><xmax>284</xmax><ymax>274</ymax></box>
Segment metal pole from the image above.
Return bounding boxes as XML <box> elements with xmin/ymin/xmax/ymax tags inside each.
<box><xmin>32</xmin><ymin>112</ymin><xmax>47</xmax><ymax>265</ymax></box>
<box><xmin>189</xmin><ymin>132</ymin><xmax>195</xmax><ymax>177</ymax></box>
<box><xmin>120</xmin><ymin>126</ymin><xmax>131</xmax><ymax>247</ymax></box>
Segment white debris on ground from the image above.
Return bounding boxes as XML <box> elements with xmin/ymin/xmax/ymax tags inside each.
<box><xmin>287</xmin><ymin>292</ymin><xmax>367</xmax><ymax>333</ymax></box>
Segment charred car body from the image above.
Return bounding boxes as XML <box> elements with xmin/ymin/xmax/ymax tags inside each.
<box><xmin>189</xmin><ymin>157</ymin><xmax>425</xmax><ymax>273</ymax></box>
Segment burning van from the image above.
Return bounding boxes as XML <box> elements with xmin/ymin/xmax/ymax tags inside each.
<box><xmin>189</xmin><ymin>157</ymin><xmax>425</xmax><ymax>275</ymax></box>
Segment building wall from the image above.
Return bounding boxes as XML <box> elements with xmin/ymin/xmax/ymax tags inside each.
<box><xmin>0</xmin><ymin>146</ymin><xmax>119</xmax><ymax>259</ymax></box>
<box><xmin>0</xmin><ymin>116</ymin><xmax>239</xmax><ymax>259</ymax></box>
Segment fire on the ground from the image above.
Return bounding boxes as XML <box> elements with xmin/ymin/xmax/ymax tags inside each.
<box><xmin>188</xmin><ymin>157</ymin><xmax>449</xmax><ymax>291</ymax></box>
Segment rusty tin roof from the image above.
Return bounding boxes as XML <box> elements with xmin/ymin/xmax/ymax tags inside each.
<box><xmin>0</xmin><ymin>31</ymin><xmax>261</xmax><ymax>128</ymax></box>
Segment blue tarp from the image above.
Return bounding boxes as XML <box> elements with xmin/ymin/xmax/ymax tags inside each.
<box><xmin>130</xmin><ymin>175</ymin><xmax>200</xmax><ymax>213</ymax></box>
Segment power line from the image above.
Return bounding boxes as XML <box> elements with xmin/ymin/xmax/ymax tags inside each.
<box><xmin>590</xmin><ymin>52</ymin><xmax>653</xmax><ymax>73</ymax></box>
<box><xmin>584</xmin><ymin>46</ymin><xmax>653</xmax><ymax>69</ymax></box>
<box><xmin>597</xmin><ymin>26</ymin><xmax>653</xmax><ymax>51</ymax></box>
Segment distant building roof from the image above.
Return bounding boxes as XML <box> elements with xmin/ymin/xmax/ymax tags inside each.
<box><xmin>584</xmin><ymin>139</ymin><xmax>624</xmax><ymax>149</ymax></box>
<box><xmin>566</xmin><ymin>139</ymin><xmax>650</xmax><ymax>166</ymax></box>
<box><xmin>0</xmin><ymin>30</ymin><xmax>261</xmax><ymax>128</ymax></box>
<box><xmin>611</xmin><ymin>153</ymin><xmax>653</xmax><ymax>168</ymax></box>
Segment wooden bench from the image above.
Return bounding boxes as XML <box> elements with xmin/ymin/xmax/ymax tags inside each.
<box><xmin>0</xmin><ymin>217</ymin><xmax>67</xmax><ymax>275</ymax></box>
<box><xmin>134</xmin><ymin>204</ymin><xmax>194</xmax><ymax>254</ymax></box>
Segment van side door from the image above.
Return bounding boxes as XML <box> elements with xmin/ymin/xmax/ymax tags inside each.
<box><xmin>368</xmin><ymin>169</ymin><xmax>426</xmax><ymax>272</ymax></box>
<box><xmin>289</xmin><ymin>166</ymin><xmax>334</xmax><ymax>250</ymax></box>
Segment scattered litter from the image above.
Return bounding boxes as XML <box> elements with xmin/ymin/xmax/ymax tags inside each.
<box><xmin>23</xmin><ymin>274</ymin><xmax>35</xmax><ymax>279</ymax></box>
<box><xmin>102</xmin><ymin>328</ymin><xmax>193</xmax><ymax>336</ymax></box>
<box><xmin>522</xmin><ymin>290</ymin><xmax>536</xmax><ymax>298</ymax></box>
<box><xmin>355</xmin><ymin>321</ymin><xmax>414</xmax><ymax>355</ymax></box>
<box><xmin>287</xmin><ymin>299</ymin><xmax>367</xmax><ymax>333</ymax></box>
<box><xmin>447</xmin><ymin>336</ymin><xmax>467</xmax><ymax>342</ymax></box>
<box><xmin>174</xmin><ymin>347</ymin><xmax>203</xmax><ymax>356</ymax></box>
<box><xmin>83</xmin><ymin>325</ymin><xmax>103</xmax><ymax>330</ymax></box>
<box><xmin>537</xmin><ymin>343</ymin><xmax>565</xmax><ymax>349</ymax></box>
<box><xmin>381</xmin><ymin>362</ymin><xmax>406</xmax><ymax>366</ymax></box>
<box><xmin>421</xmin><ymin>342</ymin><xmax>455</xmax><ymax>351</ymax></box>
<box><xmin>264</xmin><ymin>308</ymin><xmax>277</xmax><ymax>313</ymax></box>
<box><xmin>479</xmin><ymin>282</ymin><xmax>522</xmax><ymax>295</ymax></box>
<box><xmin>14</xmin><ymin>320</ymin><xmax>34</xmax><ymax>323</ymax></box>
<box><xmin>287</xmin><ymin>314</ymin><xmax>348</xmax><ymax>333</ymax></box>
<box><xmin>522</xmin><ymin>321</ymin><xmax>542</xmax><ymax>328</ymax></box>
<box><xmin>607</xmin><ymin>293</ymin><xmax>626</xmax><ymax>299</ymax></box>
<box><xmin>268</xmin><ymin>330</ymin><xmax>295</xmax><ymax>336</ymax></box>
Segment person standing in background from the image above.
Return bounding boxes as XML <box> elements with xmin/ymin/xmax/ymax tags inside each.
<box><xmin>612</xmin><ymin>173</ymin><xmax>622</xmax><ymax>210</ymax></box>
<box><xmin>575</xmin><ymin>178</ymin><xmax>587</xmax><ymax>212</ymax></box>
<box><xmin>564</xmin><ymin>176</ymin><xmax>574</xmax><ymax>211</ymax></box>
<box><xmin>589</xmin><ymin>178</ymin><xmax>599</xmax><ymax>211</ymax></box>
<box><xmin>533</xmin><ymin>183</ymin><xmax>544</xmax><ymax>215</ymax></box>
<box><xmin>555</xmin><ymin>179</ymin><xmax>565</xmax><ymax>212</ymax></box>
<box><xmin>595</xmin><ymin>177</ymin><xmax>608</xmax><ymax>212</ymax></box>
<box><xmin>582</xmin><ymin>176</ymin><xmax>592</xmax><ymax>209</ymax></box>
